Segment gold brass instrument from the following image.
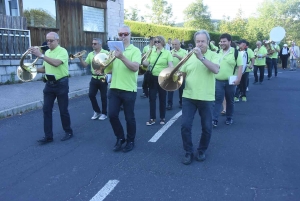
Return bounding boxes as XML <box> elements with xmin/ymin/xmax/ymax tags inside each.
<box><xmin>158</xmin><ymin>50</ymin><xmax>195</xmax><ymax>91</ymax></box>
<box><xmin>69</xmin><ymin>50</ymin><xmax>87</xmax><ymax>60</ymax></box>
<box><xmin>91</xmin><ymin>51</ymin><xmax>116</xmax><ymax>75</ymax></box>
<box><xmin>264</xmin><ymin>40</ymin><xmax>275</xmax><ymax>56</ymax></box>
<box><xmin>17</xmin><ymin>45</ymin><xmax>48</xmax><ymax>82</ymax></box>
<box><xmin>139</xmin><ymin>48</ymin><xmax>152</xmax><ymax>75</ymax></box>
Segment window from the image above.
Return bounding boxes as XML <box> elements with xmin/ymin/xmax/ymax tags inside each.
<box><xmin>82</xmin><ymin>6</ymin><xmax>105</xmax><ymax>32</ymax></box>
<box><xmin>23</xmin><ymin>0</ymin><xmax>56</xmax><ymax>28</ymax></box>
<box><xmin>2</xmin><ymin>0</ymin><xmax>19</xmax><ymax>16</ymax></box>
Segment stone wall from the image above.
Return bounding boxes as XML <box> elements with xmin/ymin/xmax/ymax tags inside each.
<box><xmin>0</xmin><ymin>59</ymin><xmax>88</xmax><ymax>84</ymax></box>
<box><xmin>107</xmin><ymin>0</ymin><xmax>124</xmax><ymax>40</ymax></box>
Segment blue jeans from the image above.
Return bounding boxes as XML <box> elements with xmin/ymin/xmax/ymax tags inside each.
<box><xmin>181</xmin><ymin>98</ymin><xmax>213</xmax><ymax>154</ymax></box>
<box><xmin>43</xmin><ymin>77</ymin><xmax>73</xmax><ymax>138</ymax></box>
<box><xmin>213</xmin><ymin>80</ymin><xmax>236</xmax><ymax>121</ymax></box>
<box><xmin>290</xmin><ymin>59</ymin><xmax>298</xmax><ymax>70</ymax></box>
<box><xmin>149</xmin><ymin>76</ymin><xmax>166</xmax><ymax>120</ymax></box>
<box><xmin>272</xmin><ymin>58</ymin><xmax>278</xmax><ymax>76</ymax></box>
<box><xmin>167</xmin><ymin>80</ymin><xmax>185</xmax><ymax>106</ymax></box>
<box><xmin>254</xmin><ymin>65</ymin><xmax>265</xmax><ymax>82</ymax></box>
<box><xmin>89</xmin><ymin>77</ymin><xmax>108</xmax><ymax>114</ymax></box>
<box><xmin>266</xmin><ymin>58</ymin><xmax>273</xmax><ymax>78</ymax></box>
<box><xmin>108</xmin><ymin>89</ymin><xmax>137</xmax><ymax>142</ymax></box>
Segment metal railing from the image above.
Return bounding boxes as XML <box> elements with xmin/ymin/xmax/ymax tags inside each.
<box><xmin>131</xmin><ymin>37</ymin><xmax>149</xmax><ymax>52</ymax></box>
<box><xmin>0</xmin><ymin>28</ymin><xmax>31</xmax><ymax>59</ymax></box>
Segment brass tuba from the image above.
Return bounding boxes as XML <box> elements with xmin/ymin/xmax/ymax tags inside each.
<box><xmin>91</xmin><ymin>51</ymin><xmax>116</xmax><ymax>75</ymax></box>
<box><xmin>17</xmin><ymin>46</ymin><xmax>47</xmax><ymax>82</ymax></box>
<box><xmin>158</xmin><ymin>50</ymin><xmax>195</xmax><ymax>91</ymax></box>
<box><xmin>69</xmin><ymin>50</ymin><xmax>87</xmax><ymax>60</ymax></box>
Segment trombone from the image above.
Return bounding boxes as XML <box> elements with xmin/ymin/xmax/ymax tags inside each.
<box><xmin>17</xmin><ymin>45</ymin><xmax>48</xmax><ymax>82</ymax></box>
<box><xmin>158</xmin><ymin>50</ymin><xmax>195</xmax><ymax>91</ymax></box>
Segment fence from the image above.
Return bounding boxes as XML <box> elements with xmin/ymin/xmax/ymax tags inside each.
<box><xmin>131</xmin><ymin>37</ymin><xmax>149</xmax><ymax>51</ymax></box>
<box><xmin>0</xmin><ymin>28</ymin><xmax>31</xmax><ymax>59</ymax></box>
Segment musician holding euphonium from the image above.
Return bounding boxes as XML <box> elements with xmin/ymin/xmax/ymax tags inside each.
<box><xmin>79</xmin><ymin>38</ymin><xmax>109</xmax><ymax>120</ymax></box>
<box><xmin>30</xmin><ymin>32</ymin><xmax>74</xmax><ymax>144</ymax></box>
<box><xmin>253</xmin><ymin>41</ymin><xmax>268</xmax><ymax>84</ymax></box>
<box><xmin>180</xmin><ymin>30</ymin><xmax>219</xmax><ymax>165</ymax></box>
<box><xmin>142</xmin><ymin>36</ymin><xmax>173</xmax><ymax>126</ymax></box>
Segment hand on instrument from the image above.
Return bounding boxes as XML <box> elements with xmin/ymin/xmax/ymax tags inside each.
<box><xmin>193</xmin><ymin>47</ymin><xmax>203</xmax><ymax>60</ymax></box>
<box><xmin>172</xmin><ymin>53</ymin><xmax>179</xmax><ymax>58</ymax></box>
<box><xmin>29</xmin><ymin>46</ymin><xmax>43</xmax><ymax>57</ymax></box>
<box><xmin>94</xmin><ymin>69</ymin><xmax>102</xmax><ymax>75</ymax></box>
<box><xmin>114</xmin><ymin>46</ymin><xmax>124</xmax><ymax>59</ymax></box>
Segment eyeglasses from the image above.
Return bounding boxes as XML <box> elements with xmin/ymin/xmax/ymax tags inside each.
<box><xmin>118</xmin><ymin>32</ymin><xmax>130</xmax><ymax>37</ymax></box>
<box><xmin>46</xmin><ymin>39</ymin><xmax>56</xmax><ymax>43</ymax></box>
<box><xmin>92</xmin><ymin>43</ymin><xmax>98</xmax><ymax>45</ymax></box>
<box><xmin>154</xmin><ymin>41</ymin><xmax>161</xmax><ymax>44</ymax></box>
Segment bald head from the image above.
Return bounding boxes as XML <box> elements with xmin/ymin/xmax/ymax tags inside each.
<box><xmin>172</xmin><ymin>39</ymin><xmax>181</xmax><ymax>51</ymax></box>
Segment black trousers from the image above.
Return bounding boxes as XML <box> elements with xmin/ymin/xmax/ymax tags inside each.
<box><xmin>281</xmin><ymin>56</ymin><xmax>288</xmax><ymax>69</ymax></box>
<box><xmin>89</xmin><ymin>77</ymin><xmax>108</xmax><ymax>115</ymax></box>
<box><xmin>235</xmin><ymin>72</ymin><xmax>249</xmax><ymax>97</ymax></box>
<box><xmin>254</xmin><ymin>65</ymin><xmax>265</xmax><ymax>82</ymax></box>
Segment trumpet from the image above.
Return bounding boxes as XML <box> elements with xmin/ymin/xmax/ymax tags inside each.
<box><xmin>158</xmin><ymin>50</ymin><xmax>195</xmax><ymax>91</ymax></box>
<box><xmin>17</xmin><ymin>45</ymin><xmax>48</xmax><ymax>82</ymax></box>
<box><xmin>69</xmin><ymin>50</ymin><xmax>87</xmax><ymax>60</ymax></box>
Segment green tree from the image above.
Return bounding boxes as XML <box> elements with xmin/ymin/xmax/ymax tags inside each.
<box><xmin>24</xmin><ymin>9</ymin><xmax>56</xmax><ymax>28</ymax></box>
<box><xmin>146</xmin><ymin>0</ymin><xmax>175</xmax><ymax>26</ymax></box>
<box><xmin>124</xmin><ymin>5</ymin><xmax>144</xmax><ymax>21</ymax></box>
<box><xmin>183</xmin><ymin>0</ymin><xmax>214</xmax><ymax>31</ymax></box>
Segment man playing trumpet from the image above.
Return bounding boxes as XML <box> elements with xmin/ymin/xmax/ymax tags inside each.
<box><xmin>79</xmin><ymin>38</ymin><xmax>109</xmax><ymax>120</ymax></box>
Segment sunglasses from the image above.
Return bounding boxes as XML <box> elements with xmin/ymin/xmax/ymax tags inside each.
<box><xmin>154</xmin><ymin>41</ymin><xmax>161</xmax><ymax>44</ymax></box>
<box><xmin>118</xmin><ymin>32</ymin><xmax>130</xmax><ymax>37</ymax></box>
<box><xmin>46</xmin><ymin>39</ymin><xmax>56</xmax><ymax>43</ymax></box>
<box><xmin>92</xmin><ymin>43</ymin><xmax>98</xmax><ymax>45</ymax></box>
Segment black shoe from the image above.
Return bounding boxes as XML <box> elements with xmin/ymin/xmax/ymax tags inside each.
<box><xmin>166</xmin><ymin>105</ymin><xmax>172</xmax><ymax>110</ymax></box>
<box><xmin>182</xmin><ymin>153</ymin><xmax>193</xmax><ymax>165</ymax></box>
<box><xmin>113</xmin><ymin>139</ymin><xmax>126</xmax><ymax>152</ymax></box>
<box><xmin>37</xmin><ymin>137</ymin><xmax>53</xmax><ymax>144</ymax></box>
<box><xmin>195</xmin><ymin>151</ymin><xmax>206</xmax><ymax>162</ymax></box>
<box><xmin>61</xmin><ymin>133</ymin><xmax>73</xmax><ymax>141</ymax></box>
<box><xmin>179</xmin><ymin>103</ymin><xmax>182</xmax><ymax>108</ymax></box>
<box><xmin>140</xmin><ymin>94</ymin><xmax>148</xmax><ymax>98</ymax></box>
<box><xmin>253</xmin><ymin>81</ymin><xmax>258</xmax><ymax>84</ymax></box>
<box><xmin>225</xmin><ymin>118</ymin><xmax>233</xmax><ymax>125</ymax></box>
<box><xmin>122</xmin><ymin>141</ymin><xmax>134</xmax><ymax>152</ymax></box>
<box><xmin>212</xmin><ymin>120</ymin><xmax>218</xmax><ymax>127</ymax></box>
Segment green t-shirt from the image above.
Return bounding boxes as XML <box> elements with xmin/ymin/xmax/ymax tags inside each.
<box><xmin>270</xmin><ymin>44</ymin><xmax>280</xmax><ymax>59</ymax></box>
<box><xmin>215</xmin><ymin>47</ymin><xmax>243</xmax><ymax>80</ymax></box>
<box><xmin>171</xmin><ymin>48</ymin><xmax>188</xmax><ymax>66</ymax></box>
<box><xmin>245</xmin><ymin>48</ymin><xmax>255</xmax><ymax>73</ymax></box>
<box><xmin>147</xmin><ymin>48</ymin><xmax>173</xmax><ymax>76</ymax></box>
<box><xmin>43</xmin><ymin>45</ymin><xmax>69</xmax><ymax>80</ymax></box>
<box><xmin>109</xmin><ymin>44</ymin><xmax>141</xmax><ymax>92</ymax></box>
<box><xmin>143</xmin><ymin>45</ymin><xmax>150</xmax><ymax>54</ymax></box>
<box><xmin>180</xmin><ymin>50</ymin><xmax>219</xmax><ymax>101</ymax></box>
<box><xmin>85</xmin><ymin>49</ymin><xmax>109</xmax><ymax>79</ymax></box>
<box><xmin>254</xmin><ymin>46</ymin><xmax>268</xmax><ymax>66</ymax></box>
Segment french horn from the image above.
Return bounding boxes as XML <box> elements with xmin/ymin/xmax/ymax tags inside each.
<box><xmin>91</xmin><ymin>51</ymin><xmax>116</xmax><ymax>75</ymax></box>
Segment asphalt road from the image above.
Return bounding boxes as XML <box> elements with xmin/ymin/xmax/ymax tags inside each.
<box><xmin>0</xmin><ymin>69</ymin><xmax>300</xmax><ymax>201</ymax></box>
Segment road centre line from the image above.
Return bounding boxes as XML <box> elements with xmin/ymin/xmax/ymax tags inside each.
<box><xmin>148</xmin><ymin>111</ymin><xmax>182</xmax><ymax>143</ymax></box>
<box><xmin>90</xmin><ymin>180</ymin><xmax>119</xmax><ymax>201</ymax></box>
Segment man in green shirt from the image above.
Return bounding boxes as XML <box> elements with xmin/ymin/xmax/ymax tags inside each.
<box><xmin>166</xmin><ymin>38</ymin><xmax>188</xmax><ymax>110</ymax></box>
<box><xmin>253</xmin><ymin>41</ymin><xmax>268</xmax><ymax>84</ymax></box>
<box><xmin>31</xmin><ymin>32</ymin><xmax>73</xmax><ymax>144</ymax></box>
<box><xmin>108</xmin><ymin>25</ymin><xmax>141</xmax><ymax>153</ymax></box>
<box><xmin>212</xmin><ymin>33</ymin><xmax>243</xmax><ymax>127</ymax></box>
<box><xmin>79</xmin><ymin>38</ymin><xmax>109</xmax><ymax>121</ymax></box>
<box><xmin>180</xmin><ymin>30</ymin><xmax>220</xmax><ymax>165</ymax></box>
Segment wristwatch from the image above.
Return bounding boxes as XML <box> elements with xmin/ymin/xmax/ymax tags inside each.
<box><xmin>40</xmin><ymin>54</ymin><xmax>45</xmax><ymax>58</ymax></box>
<box><xmin>200</xmin><ymin>57</ymin><xmax>205</xmax><ymax>61</ymax></box>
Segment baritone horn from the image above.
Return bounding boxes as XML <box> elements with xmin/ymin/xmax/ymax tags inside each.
<box><xmin>69</xmin><ymin>50</ymin><xmax>87</xmax><ymax>60</ymax></box>
<box><xmin>92</xmin><ymin>51</ymin><xmax>116</xmax><ymax>75</ymax></box>
<box><xmin>17</xmin><ymin>45</ymin><xmax>48</xmax><ymax>82</ymax></box>
<box><xmin>158</xmin><ymin>50</ymin><xmax>195</xmax><ymax>91</ymax></box>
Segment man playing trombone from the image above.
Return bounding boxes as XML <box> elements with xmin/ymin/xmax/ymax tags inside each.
<box><xmin>180</xmin><ymin>30</ymin><xmax>219</xmax><ymax>165</ymax></box>
<box><xmin>79</xmin><ymin>38</ymin><xmax>109</xmax><ymax>120</ymax></box>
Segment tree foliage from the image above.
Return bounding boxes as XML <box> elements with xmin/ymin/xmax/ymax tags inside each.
<box><xmin>24</xmin><ymin>9</ymin><xmax>56</xmax><ymax>28</ymax></box>
<box><xmin>124</xmin><ymin>6</ymin><xmax>145</xmax><ymax>22</ymax></box>
<box><xmin>146</xmin><ymin>0</ymin><xmax>175</xmax><ymax>26</ymax></box>
<box><xmin>183</xmin><ymin>0</ymin><xmax>214</xmax><ymax>31</ymax></box>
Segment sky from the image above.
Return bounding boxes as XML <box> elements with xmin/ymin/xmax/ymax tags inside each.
<box><xmin>124</xmin><ymin>0</ymin><xmax>264</xmax><ymax>22</ymax></box>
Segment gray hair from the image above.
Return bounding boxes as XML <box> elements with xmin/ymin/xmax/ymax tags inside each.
<box><xmin>194</xmin><ymin>30</ymin><xmax>210</xmax><ymax>44</ymax></box>
<box><xmin>47</xmin><ymin>32</ymin><xmax>59</xmax><ymax>39</ymax></box>
<box><xmin>93</xmin><ymin>38</ymin><xmax>102</xmax><ymax>44</ymax></box>
<box><xmin>118</xmin><ymin>25</ymin><xmax>131</xmax><ymax>33</ymax></box>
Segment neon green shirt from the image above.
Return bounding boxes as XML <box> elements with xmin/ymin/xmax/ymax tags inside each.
<box><xmin>147</xmin><ymin>48</ymin><xmax>173</xmax><ymax>76</ymax></box>
<box><xmin>85</xmin><ymin>49</ymin><xmax>109</xmax><ymax>79</ymax></box>
<box><xmin>110</xmin><ymin>44</ymin><xmax>141</xmax><ymax>92</ymax></box>
<box><xmin>270</xmin><ymin>44</ymin><xmax>280</xmax><ymax>59</ymax></box>
<box><xmin>43</xmin><ymin>45</ymin><xmax>69</xmax><ymax>80</ymax></box>
<box><xmin>245</xmin><ymin>48</ymin><xmax>254</xmax><ymax>73</ymax></box>
<box><xmin>215</xmin><ymin>47</ymin><xmax>243</xmax><ymax>80</ymax></box>
<box><xmin>171</xmin><ymin>48</ymin><xmax>188</xmax><ymax>66</ymax></box>
<box><xmin>254</xmin><ymin>46</ymin><xmax>268</xmax><ymax>66</ymax></box>
<box><xmin>180</xmin><ymin>50</ymin><xmax>219</xmax><ymax>101</ymax></box>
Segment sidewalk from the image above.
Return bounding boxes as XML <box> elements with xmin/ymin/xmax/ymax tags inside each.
<box><xmin>0</xmin><ymin>75</ymin><xmax>143</xmax><ymax>119</ymax></box>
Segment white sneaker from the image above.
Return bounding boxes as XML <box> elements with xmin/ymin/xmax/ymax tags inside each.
<box><xmin>99</xmin><ymin>114</ymin><xmax>107</xmax><ymax>120</ymax></box>
<box><xmin>91</xmin><ymin>112</ymin><xmax>101</xmax><ymax>120</ymax></box>
<box><xmin>246</xmin><ymin>87</ymin><xmax>249</xmax><ymax>91</ymax></box>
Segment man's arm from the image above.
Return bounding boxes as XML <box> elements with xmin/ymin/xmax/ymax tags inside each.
<box><xmin>36</xmin><ymin>66</ymin><xmax>45</xmax><ymax>73</ymax></box>
<box><xmin>79</xmin><ymin>56</ymin><xmax>88</xmax><ymax>67</ymax></box>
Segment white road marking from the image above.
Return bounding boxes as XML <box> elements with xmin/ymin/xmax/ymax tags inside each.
<box><xmin>90</xmin><ymin>180</ymin><xmax>119</xmax><ymax>201</ymax></box>
<box><xmin>148</xmin><ymin>110</ymin><xmax>182</xmax><ymax>143</ymax></box>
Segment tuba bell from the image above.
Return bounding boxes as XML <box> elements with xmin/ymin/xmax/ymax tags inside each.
<box><xmin>17</xmin><ymin>46</ymin><xmax>47</xmax><ymax>82</ymax></box>
<box><xmin>91</xmin><ymin>51</ymin><xmax>116</xmax><ymax>75</ymax></box>
<box><xmin>158</xmin><ymin>50</ymin><xmax>195</xmax><ymax>91</ymax></box>
<box><xmin>69</xmin><ymin>50</ymin><xmax>87</xmax><ymax>60</ymax></box>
